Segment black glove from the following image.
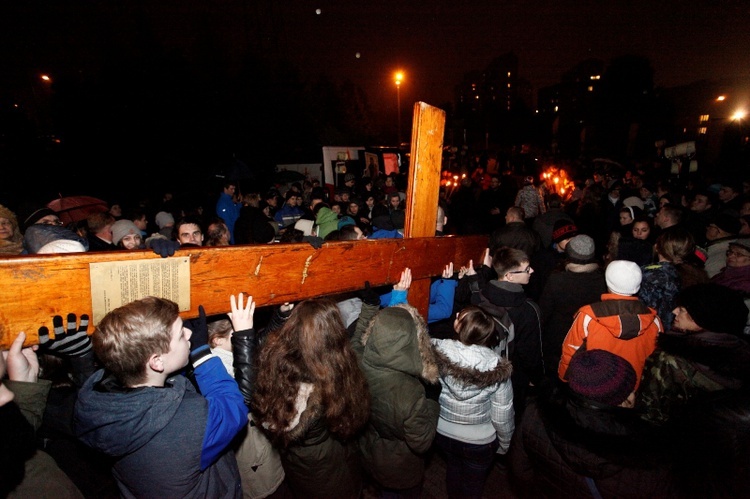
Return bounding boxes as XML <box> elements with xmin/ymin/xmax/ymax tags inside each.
<box><xmin>184</xmin><ymin>305</ymin><xmax>208</xmax><ymax>351</ymax></box>
<box><xmin>303</xmin><ymin>235</ymin><xmax>324</xmax><ymax>249</ymax></box>
<box><xmin>38</xmin><ymin>313</ymin><xmax>92</xmax><ymax>357</ymax></box>
<box><xmin>150</xmin><ymin>239</ymin><xmax>181</xmax><ymax>258</ymax></box>
<box><xmin>421</xmin><ymin>379</ymin><xmax>442</xmax><ymax>402</ymax></box>
<box><xmin>359</xmin><ymin>281</ymin><xmax>381</xmax><ymax>307</ymax></box>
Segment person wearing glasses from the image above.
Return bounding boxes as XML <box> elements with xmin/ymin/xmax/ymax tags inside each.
<box><xmin>711</xmin><ymin>238</ymin><xmax>750</xmax><ymax>295</ymax></box>
<box><xmin>456</xmin><ymin>246</ymin><xmax>544</xmax><ymax>422</ymax></box>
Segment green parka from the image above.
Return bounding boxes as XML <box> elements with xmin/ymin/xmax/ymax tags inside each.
<box><xmin>352</xmin><ymin>303</ymin><xmax>440</xmax><ymax>490</ymax></box>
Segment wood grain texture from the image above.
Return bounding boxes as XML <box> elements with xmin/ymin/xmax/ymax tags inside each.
<box><xmin>0</xmin><ymin>235</ymin><xmax>487</xmax><ymax>348</ymax></box>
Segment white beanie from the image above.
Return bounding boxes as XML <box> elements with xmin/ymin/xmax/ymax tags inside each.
<box><xmin>605</xmin><ymin>260</ymin><xmax>642</xmax><ymax>295</ymax></box>
<box><xmin>111</xmin><ymin>220</ymin><xmax>141</xmax><ymax>245</ymax></box>
<box><xmin>155</xmin><ymin>211</ymin><xmax>175</xmax><ymax>229</ymax></box>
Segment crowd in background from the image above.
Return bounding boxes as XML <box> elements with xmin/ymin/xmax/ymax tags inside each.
<box><xmin>1</xmin><ymin>153</ymin><xmax>749</xmax><ymax>498</ymax></box>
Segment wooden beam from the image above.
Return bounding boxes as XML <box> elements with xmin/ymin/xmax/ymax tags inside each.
<box><xmin>0</xmin><ymin>235</ymin><xmax>487</xmax><ymax>349</ymax></box>
<box><xmin>402</xmin><ymin>102</ymin><xmax>446</xmax><ymax>318</ymax></box>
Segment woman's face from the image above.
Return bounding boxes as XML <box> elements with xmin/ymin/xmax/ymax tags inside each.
<box><xmin>619</xmin><ymin>211</ymin><xmax>633</xmax><ymax>226</ymax></box>
<box><xmin>726</xmin><ymin>246</ymin><xmax>750</xmax><ymax>268</ymax></box>
<box><xmin>366</xmin><ymin>196</ymin><xmax>375</xmax><ymax>207</ymax></box>
<box><xmin>671</xmin><ymin>306</ymin><xmax>701</xmax><ymax>332</ymax></box>
<box><xmin>121</xmin><ymin>233</ymin><xmax>142</xmax><ymax>250</ymax></box>
<box><xmin>0</xmin><ymin>217</ymin><xmax>14</xmax><ymax>241</ymax></box>
<box><xmin>632</xmin><ymin>221</ymin><xmax>651</xmax><ymax>240</ymax></box>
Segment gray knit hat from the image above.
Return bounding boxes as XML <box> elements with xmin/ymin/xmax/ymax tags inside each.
<box><xmin>566</xmin><ymin>234</ymin><xmax>596</xmax><ymax>263</ymax></box>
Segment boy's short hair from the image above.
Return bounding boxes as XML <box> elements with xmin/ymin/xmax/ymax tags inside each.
<box><xmin>492</xmin><ymin>247</ymin><xmax>529</xmax><ymax>277</ymax></box>
<box><xmin>93</xmin><ymin>297</ymin><xmax>180</xmax><ymax>387</ymax></box>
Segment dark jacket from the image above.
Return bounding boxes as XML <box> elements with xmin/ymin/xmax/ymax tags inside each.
<box><xmin>637</xmin><ymin>328</ymin><xmax>750</xmax><ymax>425</ymax></box>
<box><xmin>510</xmin><ymin>388</ymin><xmax>677</xmax><ymax>498</ymax></box>
<box><xmin>74</xmin><ymin>359</ymin><xmax>247</xmax><ymax>498</ymax></box>
<box><xmin>538</xmin><ymin>263</ymin><xmax>608</xmax><ymax>374</ymax></box>
<box><xmin>352</xmin><ymin>303</ymin><xmax>440</xmax><ymax>490</ymax></box>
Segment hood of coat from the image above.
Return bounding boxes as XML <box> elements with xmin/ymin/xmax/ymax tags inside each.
<box><xmin>74</xmin><ymin>370</ymin><xmax>186</xmax><ymax>457</ymax></box>
<box><xmin>361</xmin><ymin>303</ymin><xmax>439</xmax><ymax>383</ymax></box>
<box><xmin>482</xmin><ymin>280</ymin><xmax>527</xmax><ymax>308</ymax></box>
<box><xmin>433</xmin><ymin>340</ymin><xmax>512</xmax><ymax>390</ymax></box>
<box><xmin>589</xmin><ymin>295</ymin><xmax>660</xmax><ymax>340</ymax></box>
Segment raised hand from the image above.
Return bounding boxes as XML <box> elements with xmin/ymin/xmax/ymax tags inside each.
<box><xmin>38</xmin><ymin>313</ymin><xmax>92</xmax><ymax>358</ymax></box>
<box><xmin>3</xmin><ymin>332</ymin><xmax>39</xmax><ymax>382</ymax></box>
<box><xmin>442</xmin><ymin>262</ymin><xmax>454</xmax><ymax>279</ymax></box>
<box><xmin>393</xmin><ymin>267</ymin><xmax>412</xmax><ymax>291</ymax></box>
<box><xmin>482</xmin><ymin>247</ymin><xmax>492</xmax><ymax>268</ymax></box>
<box><xmin>228</xmin><ymin>293</ymin><xmax>255</xmax><ymax>332</ymax></box>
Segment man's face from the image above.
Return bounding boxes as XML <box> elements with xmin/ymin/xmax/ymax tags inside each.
<box><xmin>348</xmin><ymin>203</ymin><xmax>359</xmax><ymax>215</ymax></box>
<box><xmin>654</xmin><ymin>207</ymin><xmax>669</xmax><ymax>228</ymax></box>
<box><xmin>177</xmin><ymin>223</ymin><xmax>204</xmax><ymax>246</ymax></box>
<box><xmin>719</xmin><ymin>186</ymin><xmax>737</xmax><ymax>202</ymax></box>
<box><xmin>133</xmin><ymin>216</ymin><xmax>147</xmax><ymax>230</ymax></box>
<box><xmin>690</xmin><ymin>194</ymin><xmax>711</xmax><ymax>213</ymax></box>
<box><xmin>162</xmin><ymin>318</ymin><xmax>191</xmax><ymax>374</ymax></box>
<box><xmin>490</xmin><ymin>177</ymin><xmax>500</xmax><ymax>189</ymax></box>
<box><xmin>286</xmin><ymin>196</ymin><xmax>297</xmax><ymax>207</ymax></box>
<box><xmin>224</xmin><ymin>185</ymin><xmax>236</xmax><ymax>196</ymax></box>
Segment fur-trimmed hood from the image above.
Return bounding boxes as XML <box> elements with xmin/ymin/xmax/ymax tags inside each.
<box><xmin>362</xmin><ymin>303</ymin><xmax>439</xmax><ymax>383</ymax></box>
<box><xmin>433</xmin><ymin>340</ymin><xmax>512</xmax><ymax>389</ymax></box>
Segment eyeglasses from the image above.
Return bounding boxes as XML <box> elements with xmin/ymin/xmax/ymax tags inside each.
<box><xmin>726</xmin><ymin>249</ymin><xmax>750</xmax><ymax>258</ymax></box>
<box><xmin>507</xmin><ymin>266</ymin><xmax>533</xmax><ymax>275</ymax></box>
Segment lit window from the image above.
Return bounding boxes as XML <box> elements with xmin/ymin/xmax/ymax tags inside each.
<box><xmin>699</xmin><ymin>114</ymin><xmax>709</xmax><ymax>122</ymax></box>
<box><xmin>507</xmin><ymin>83</ymin><xmax>511</xmax><ymax>88</ymax></box>
<box><xmin>590</xmin><ymin>75</ymin><xmax>600</xmax><ymax>80</ymax></box>
<box><xmin>588</xmin><ymin>86</ymin><xmax>593</xmax><ymax>92</ymax></box>
<box><xmin>554</xmin><ymin>105</ymin><xmax>559</xmax><ymax>112</ymax></box>
<box><xmin>699</xmin><ymin>127</ymin><xmax>707</xmax><ymax>134</ymax></box>
<box><xmin>507</xmin><ymin>71</ymin><xmax>511</xmax><ymax>77</ymax></box>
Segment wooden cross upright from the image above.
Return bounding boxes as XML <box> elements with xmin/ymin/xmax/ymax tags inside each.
<box><xmin>0</xmin><ymin>102</ymin><xmax>487</xmax><ymax>349</ymax></box>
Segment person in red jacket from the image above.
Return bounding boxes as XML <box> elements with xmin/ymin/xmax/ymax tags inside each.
<box><xmin>558</xmin><ymin>259</ymin><xmax>663</xmax><ymax>390</ymax></box>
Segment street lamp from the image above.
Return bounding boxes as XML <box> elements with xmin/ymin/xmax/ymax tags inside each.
<box><xmin>394</xmin><ymin>71</ymin><xmax>404</xmax><ymax>146</ymax></box>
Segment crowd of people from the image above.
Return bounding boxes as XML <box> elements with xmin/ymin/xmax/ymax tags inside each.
<box><xmin>1</xmin><ymin>157</ymin><xmax>750</xmax><ymax>498</ymax></box>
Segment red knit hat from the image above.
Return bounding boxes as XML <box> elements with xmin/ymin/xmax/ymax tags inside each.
<box><xmin>567</xmin><ymin>349</ymin><xmax>636</xmax><ymax>406</ymax></box>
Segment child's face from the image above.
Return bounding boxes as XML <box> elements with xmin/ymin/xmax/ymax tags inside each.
<box><xmin>163</xmin><ymin>318</ymin><xmax>191</xmax><ymax>374</ymax></box>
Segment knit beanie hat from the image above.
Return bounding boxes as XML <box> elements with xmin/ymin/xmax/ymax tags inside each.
<box><xmin>605</xmin><ymin>260</ymin><xmax>642</xmax><ymax>295</ymax></box>
<box><xmin>37</xmin><ymin>240</ymin><xmax>87</xmax><ymax>254</ymax></box>
<box><xmin>567</xmin><ymin>349</ymin><xmax>636</xmax><ymax>406</ymax></box>
<box><xmin>676</xmin><ymin>283</ymin><xmax>749</xmax><ymax>336</ymax></box>
<box><xmin>19</xmin><ymin>204</ymin><xmax>57</xmax><ymax>231</ymax></box>
<box><xmin>155</xmin><ymin>211</ymin><xmax>175</xmax><ymax>229</ymax></box>
<box><xmin>552</xmin><ymin>220</ymin><xmax>578</xmax><ymax>245</ymax></box>
<box><xmin>566</xmin><ymin>234</ymin><xmax>596</xmax><ymax>263</ymax></box>
<box><xmin>111</xmin><ymin>220</ymin><xmax>141</xmax><ymax>245</ymax></box>
<box><xmin>338</xmin><ymin>216</ymin><xmax>356</xmax><ymax>230</ymax></box>
<box><xmin>711</xmin><ymin>212</ymin><xmax>740</xmax><ymax>235</ymax></box>
<box><xmin>622</xmin><ymin>196</ymin><xmax>645</xmax><ymax>211</ymax></box>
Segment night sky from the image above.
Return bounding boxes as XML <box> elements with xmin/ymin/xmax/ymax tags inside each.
<box><xmin>2</xmin><ymin>1</ymin><xmax>750</xmax><ymax>122</ymax></box>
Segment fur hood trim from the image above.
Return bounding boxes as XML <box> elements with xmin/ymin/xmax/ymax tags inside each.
<box><xmin>362</xmin><ymin>303</ymin><xmax>439</xmax><ymax>383</ymax></box>
<box><xmin>565</xmin><ymin>262</ymin><xmax>600</xmax><ymax>273</ymax></box>
<box><xmin>434</xmin><ymin>347</ymin><xmax>512</xmax><ymax>388</ymax></box>
<box><xmin>277</xmin><ymin>382</ymin><xmax>324</xmax><ymax>446</ymax></box>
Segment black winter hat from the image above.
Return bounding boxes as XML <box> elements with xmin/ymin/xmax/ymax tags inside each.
<box><xmin>676</xmin><ymin>283</ymin><xmax>748</xmax><ymax>336</ymax></box>
<box><xmin>710</xmin><ymin>213</ymin><xmax>740</xmax><ymax>235</ymax></box>
<box><xmin>552</xmin><ymin>219</ymin><xmax>578</xmax><ymax>245</ymax></box>
<box><xmin>567</xmin><ymin>349</ymin><xmax>636</xmax><ymax>406</ymax></box>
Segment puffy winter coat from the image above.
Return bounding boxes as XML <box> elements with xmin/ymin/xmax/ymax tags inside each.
<box><xmin>352</xmin><ymin>303</ymin><xmax>440</xmax><ymax>490</ymax></box>
<box><xmin>432</xmin><ymin>339</ymin><xmax>515</xmax><ymax>453</ymax></box>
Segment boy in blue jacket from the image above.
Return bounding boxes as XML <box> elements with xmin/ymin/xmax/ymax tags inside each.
<box><xmin>74</xmin><ymin>297</ymin><xmax>247</xmax><ymax>498</ymax></box>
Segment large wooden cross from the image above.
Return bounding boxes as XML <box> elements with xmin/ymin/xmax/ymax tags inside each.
<box><xmin>0</xmin><ymin>102</ymin><xmax>487</xmax><ymax>349</ymax></box>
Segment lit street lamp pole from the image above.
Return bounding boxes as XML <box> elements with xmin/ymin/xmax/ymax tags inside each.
<box><xmin>395</xmin><ymin>71</ymin><xmax>403</xmax><ymax>146</ymax></box>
